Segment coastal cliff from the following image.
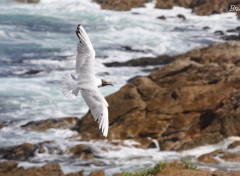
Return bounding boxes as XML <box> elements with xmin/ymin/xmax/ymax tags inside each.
<box><xmin>74</xmin><ymin>41</ymin><xmax>240</xmax><ymax>151</ymax></box>
<box><xmin>1</xmin><ymin>41</ymin><xmax>240</xmax><ymax>175</ymax></box>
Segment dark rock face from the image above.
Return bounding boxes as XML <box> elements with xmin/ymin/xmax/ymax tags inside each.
<box><xmin>176</xmin><ymin>14</ymin><xmax>186</xmax><ymax>20</ymax></box>
<box><xmin>104</xmin><ymin>55</ymin><xmax>174</xmax><ymax>67</ymax></box>
<box><xmin>0</xmin><ymin>143</ymin><xmax>36</xmax><ymax>161</ymax></box>
<box><xmin>0</xmin><ymin>141</ymin><xmax>64</xmax><ymax>161</ymax></box>
<box><xmin>68</xmin><ymin>144</ymin><xmax>95</xmax><ymax>160</ymax></box>
<box><xmin>22</xmin><ymin>117</ymin><xmax>78</xmax><ymax>131</ymax></box>
<box><xmin>74</xmin><ymin>41</ymin><xmax>240</xmax><ymax>151</ymax></box>
<box><xmin>94</xmin><ymin>0</ymin><xmax>149</xmax><ymax>11</ymax></box>
<box><xmin>157</xmin><ymin>15</ymin><xmax>167</xmax><ymax>20</ymax></box>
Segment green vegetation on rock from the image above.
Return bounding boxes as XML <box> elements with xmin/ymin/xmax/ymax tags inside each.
<box><xmin>123</xmin><ymin>162</ymin><xmax>166</xmax><ymax>176</ymax></box>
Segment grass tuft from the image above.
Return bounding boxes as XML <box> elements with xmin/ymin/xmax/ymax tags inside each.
<box><xmin>180</xmin><ymin>157</ymin><xmax>197</xmax><ymax>170</ymax></box>
<box><xmin>122</xmin><ymin>159</ymin><xmax>198</xmax><ymax>176</ymax></box>
<box><xmin>122</xmin><ymin>162</ymin><xmax>166</xmax><ymax>176</ymax></box>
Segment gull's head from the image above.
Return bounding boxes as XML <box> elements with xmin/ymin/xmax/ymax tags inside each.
<box><xmin>101</xmin><ymin>79</ymin><xmax>113</xmax><ymax>87</ymax></box>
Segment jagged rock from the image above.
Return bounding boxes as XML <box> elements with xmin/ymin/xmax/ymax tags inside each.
<box><xmin>74</xmin><ymin>41</ymin><xmax>240</xmax><ymax>151</ymax></box>
<box><xmin>22</xmin><ymin>117</ymin><xmax>78</xmax><ymax>131</ymax></box>
<box><xmin>0</xmin><ymin>141</ymin><xmax>64</xmax><ymax>161</ymax></box>
<box><xmin>214</xmin><ymin>30</ymin><xmax>224</xmax><ymax>36</ymax></box>
<box><xmin>176</xmin><ymin>14</ymin><xmax>186</xmax><ymax>20</ymax></box>
<box><xmin>104</xmin><ymin>55</ymin><xmax>174</xmax><ymax>67</ymax></box>
<box><xmin>198</xmin><ymin>145</ymin><xmax>240</xmax><ymax>164</ymax></box>
<box><xmin>73</xmin><ymin>83</ymin><xmax>147</xmax><ymax>140</ymax></box>
<box><xmin>68</xmin><ymin>144</ymin><xmax>94</xmax><ymax>160</ymax></box>
<box><xmin>202</xmin><ymin>26</ymin><xmax>211</xmax><ymax>30</ymax></box>
<box><xmin>198</xmin><ymin>149</ymin><xmax>222</xmax><ymax>164</ymax></box>
<box><xmin>157</xmin><ymin>15</ymin><xmax>166</xmax><ymax>20</ymax></box>
<box><xmin>228</xmin><ymin>141</ymin><xmax>240</xmax><ymax>149</ymax></box>
<box><xmin>220</xmin><ymin>152</ymin><xmax>240</xmax><ymax>162</ymax></box>
<box><xmin>94</xmin><ymin>0</ymin><xmax>149</xmax><ymax>11</ymax></box>
<box><xmin>0</xmin><ymin>143</ymin><xmax>36</xmax><ymax>161</ymax></box>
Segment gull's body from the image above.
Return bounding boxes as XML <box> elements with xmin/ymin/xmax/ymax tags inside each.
<box><xmin>61</xmin><ymin>25</ymin><xmax>111</xmax><ymax>137</ymax></box>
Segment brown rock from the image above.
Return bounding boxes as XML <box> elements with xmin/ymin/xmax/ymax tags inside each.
<box><xmin>22</xmin><ymin>117</ymin><xmax>78</xmax><ymax>131</ymax></box>
<box><xmin>156</xmin><ymin>163</ymin><xmax>240</xmax><ymax>176</ymax></box>
<box><xmin>73</xmin><ymin>84</ymin><xmax>146</xmax><ymax>139</ymax></box>
<box><xmin>66</xmin><ymin>170</ymin><xmax>84</xmax><ymax>176</ymax></box>
<box><xmin>94</xmin><ymin>0</ymin><xmax>148</xmax><ymax>11</ymax></box>
<box><xmin>68</xmin><ymin>144</ymin><xmax>94</xmax><ymax>160</ymax></box>
<box><xmin>0</xmin><ymin>141</ymin><xmax>65</xmax><ymax>161</ymax></box>
<box><xmin>0</xmin><ymin>143</ymin><xmax>36</xmax><ymax>161</ymax></box>
<box><xmin>156</xmin><ymin>162</ymin><xmax>207</xmax><ymax>176</ymax></box>
<box><xmin>198</xmin><ymin>148</ymin><xmax>240</xmax><ymax>164</ymax></box>
<box><xmin>104</xmin><ymin>55</ymin><xmax>174</xmax><ymax>67</ymax></box>
<box><xmin>89</xmin><ymin>170</ymin><xmax>105</xmax><ymax>176</ymax></box>
<box><xmin>220</xmin><ymin>152</ymin><xmax>240</xmax><ymax>162</ymax></box>
<box><xmin>0</xmin><ymin>162</ymin><xmax>63</xmax><ymax>176</ymax></box>
<box><xmin>155</xmin><ymin>0</ymin><xmax>175</xmax><ymax>9</ymax></box>
<box><xmin>228</xmin><ymin>141</ymin><xmax>240</xmax><ymax>149</ymax></box>
<box><xmin>177</xmin><ymin>14</ymin><xmax>186</xmax><ymax>20</ymax></box>
<box><xmin>0</xmin><ymin>161</ymin><xmax>18</xmax><ymax>173</ymax></box>
<box><xmin>155</xmin><ymin>0</ymin><xmax>240</xmax><ymax>17</ymax></box>
<box><xmin>157</xmin><ymin>15</ymin><xmax>166</xmax><ymax>20</ymax></box>
<box><xmin>117</xmin><ymin>161</ymin><xmax>240</xmax><ymax>176</ymax></box>
<box><xmin>0</xmin><ymin>161</ymin><xmax>85</xmax><ymax>176</ymax></box>
<box><xmin>198</xmin><ymin>149</ymin><xmax>222</xmax><ymax>164</ymax></box>
<box><xmin>74</xmin><ymin>41</ymin><xmax>240</xmax><ymax>151</ymax></box>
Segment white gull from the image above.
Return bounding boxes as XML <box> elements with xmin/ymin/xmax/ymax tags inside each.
<box><xmin>61</xmin><ymin>25</ymin><xmax>112</xmax><ymax>137</ymax></box>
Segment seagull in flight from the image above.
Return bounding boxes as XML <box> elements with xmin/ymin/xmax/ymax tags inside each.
<box><xmin>61</xmin><ymin>25</ymin><xmax>112</xmax><ymax>137</ymax></box>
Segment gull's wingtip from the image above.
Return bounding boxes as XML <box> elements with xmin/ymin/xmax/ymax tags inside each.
<box><xmin>77</xmin><ymin>24</ymin><xmax>84</xmax><ymax>30</ymax></box>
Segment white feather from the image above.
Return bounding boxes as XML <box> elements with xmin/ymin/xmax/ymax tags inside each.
<box><xmin>61</xmin><ymin>25</ymin><xmax>109</xmax><ymax>137</ymax></box>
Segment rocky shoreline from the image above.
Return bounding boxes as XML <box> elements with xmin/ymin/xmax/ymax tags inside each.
<box><xmin>0</xmin><ymin>41</ymin><xmax>239</xmax><ymax>175</ymax></box>
<box><xmin>3</xmin><ymin>1</ymin><xmax>240</xmax><ymax>175</ymax></box>
<box><xmin>93</xmin><ymin>0</ymin><xmax>240</xmax><ymax>18</ymax></box>
<box><xmin>16</xmin><ymin>0</ymin><xmax>240</xmax><ymax>18</ymax></box>
<box><xmin>74</xmin><ymin>41</ymin><xmax>240</xmax><ymax>150</ymax></box>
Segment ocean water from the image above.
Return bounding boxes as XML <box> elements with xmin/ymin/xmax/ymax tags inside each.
<box><xmin>0</xmin><ymin>0</ymin><xmax>240</xmax><ymax>175</ymax></box>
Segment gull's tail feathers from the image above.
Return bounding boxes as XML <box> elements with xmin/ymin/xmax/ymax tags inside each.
<box><xmin>61</xmin><ymin>73</ymin><xmax>80</xmax><ymax>100</ymax></box>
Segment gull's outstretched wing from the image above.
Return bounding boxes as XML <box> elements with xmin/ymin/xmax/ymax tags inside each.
<box><xmin>75</xmin><ymin>25</ymin><xmax>95</xmax><ymax>75</ymax></box>
<box><xmin>81</xmin><ymin>88</ymin><xmax>109</xmax><ymax>137</ymax></box>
